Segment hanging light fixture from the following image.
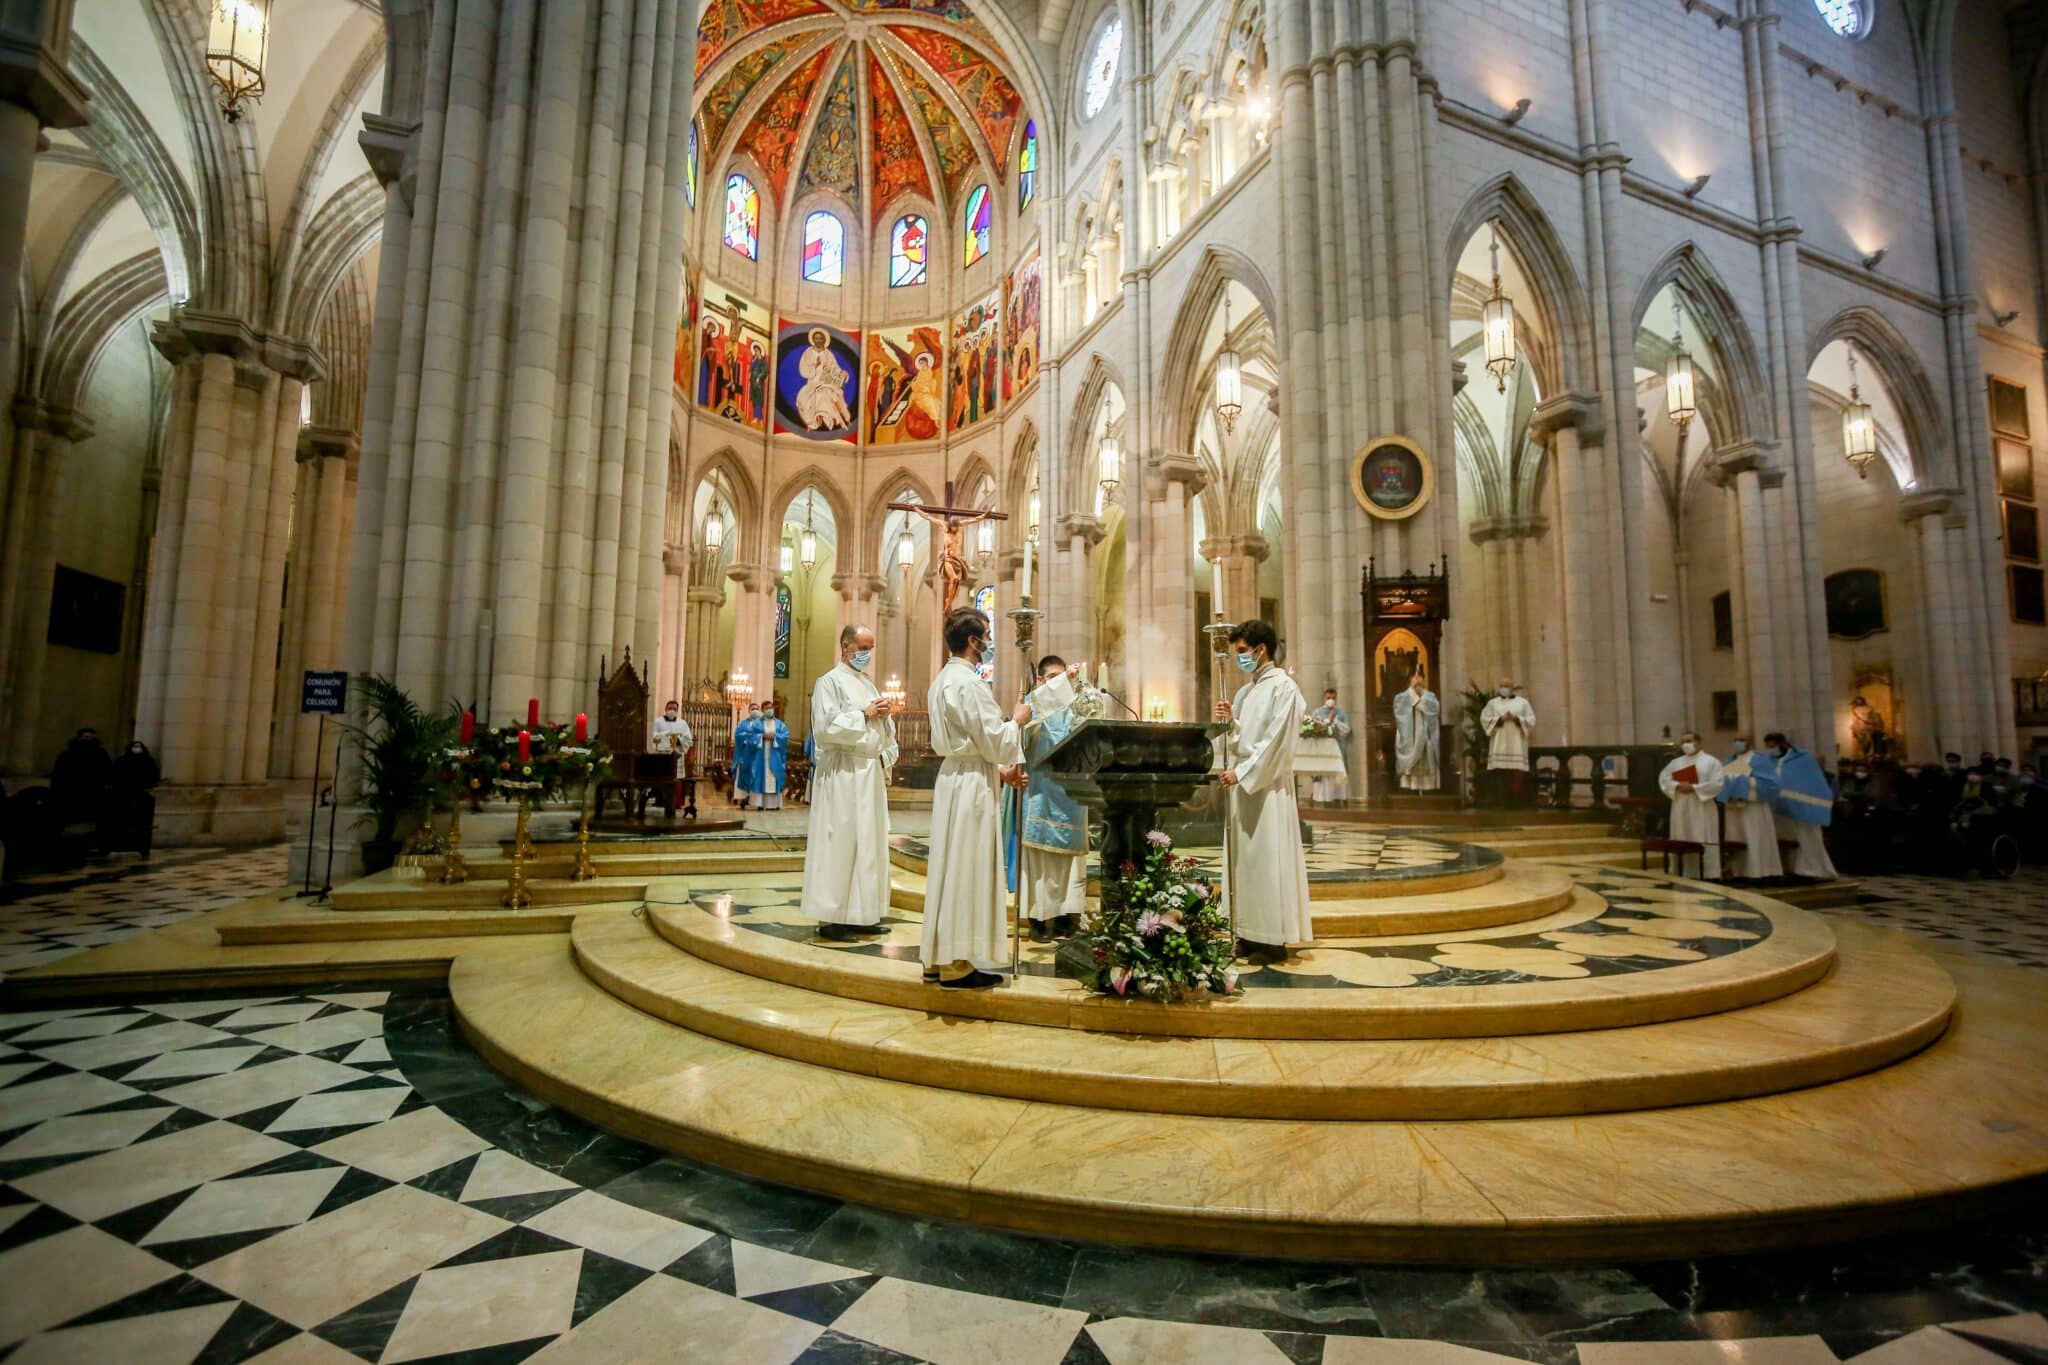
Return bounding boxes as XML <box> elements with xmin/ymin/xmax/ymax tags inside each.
<box><xmin>206</xmin><ymin>0</ymin><xmax>271</xmax><ymax>123</ymax></box>
<box><xmin>975</xmin><ymin>516</ymin><xmax>995</xmax><ymax>565</ymax></box>
<box><xmin>1098</xmin><ymin>431</ymin><xmax>1123</xmax><ymax>499</ymax></box>
<box><xmin>779</xmin><ymin>541</ymin><xmax>794</xmax><ymax>575</ymax></box>
<box><xmin>897</xmin><ymin>522</ymin><xmax>916</xmax><ymax>569</ymax></box>
<box><xmin>1841</xmin><ymin>346</ymin><xmax>1878</xmax><ymax>480</ymax></box>
<box><xmin>1214</xmin><ymin>293</ymin><xmax>1244</xmax><ymax>432</ymax></box>
<box><xmin>703</xmin><ymin>499</ymin><xmax>727</xmax><ymax>553</ymax></box>
<box><xmin>1481</xmin><ymin>224</ymin><xmax>1518</xmax><ymax>393</ymax></box>
<box><xmin>1665</xmin><ymin>295</ymin><xmax>1697</xmax><ymax>433</ymax></box>
<box><xmin>798</xmin><ymin>494</ymin><xmax>819</xmax><ymax>570</ymax></box>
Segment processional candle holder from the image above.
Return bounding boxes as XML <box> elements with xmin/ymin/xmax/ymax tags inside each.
<box><xmin>1005</xmin><ymin>598</ymin><xmax>1043</xmax><ymax>980</ymax></box>
<box><xmin>502</xmin><ymin>799</ymin><xmax>534</xmax><ymax>909</ymax></box>
<box><xmin>572</xmin><ymin>778</ymin><xmax>597</xmax><ymax>881</ymax></box>
<box><xmin>1201</xmin><ymin>615</ymin><xmax>1240</xmax><ymax>951</ymax></box>
<box><xmin>439</xmin><ymin>800</ymin><xmax>470</xmax><ymax>885</ymax></box>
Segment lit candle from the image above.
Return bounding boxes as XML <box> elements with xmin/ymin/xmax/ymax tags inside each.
<box><xmin>527</xmin><ymin>697</ymin><xmax>540</xmax><ymax>728</ymax></box>
<box><xmin>1097</xmin><ymin>661</ymin><xmax>1110</xmax><ymax>694</ymax></box>
<box><xmin>518</xmin><ymin>729</ymin><xmax>532</xmax><ymax>763</ymax></box>
<box><xmin>574</xmin><ymin>713</ymin><xmax>588</xmax><ymax>744</ymax></box>
<box><xmin>460</xmin><ymin>710</ymin><xmax>474</xmax><ymax>745</ymax></box>
<box><xmin>1210</xmin><ymin>557</ymin><xmax>1225</xmax><ymax>619</ymax></box>
<box><xmin>1020</xmin><ymin>536</ymin><xmax>1033</xmax><ymax>602</ymax></box>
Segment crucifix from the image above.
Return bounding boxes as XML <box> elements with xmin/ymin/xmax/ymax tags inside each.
<box><xmin>887</xmin><ymin>480</ymin><xmax>1008</xmax><ymax>622</ymax></box>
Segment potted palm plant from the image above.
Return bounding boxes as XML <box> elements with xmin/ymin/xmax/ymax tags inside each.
<box><xmin>346</xmin><ymin>675</ymin><xmax>457</xmax><ymax>872</ymax></box>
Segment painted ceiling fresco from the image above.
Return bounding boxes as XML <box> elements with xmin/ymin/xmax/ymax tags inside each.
<box><xmin>696</xmin><ymin>0</ymin><xmax>830</xmax><ymax>79</ymax></box>
<box><xmin>797</xmin><ymin>52</ymin><xmax>862</xmax><ymax>203</ymax></box>
<box><xmin>737</xmin><ymin>43</ymin><xmax>838</xmax><ymax>207</ymax></box>
<box><xmin>694</xmin><ymin>2</ymin><xmax>1029</xmax><ymax>216</ymax></box>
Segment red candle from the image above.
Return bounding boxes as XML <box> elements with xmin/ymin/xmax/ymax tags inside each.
<box><xmin>518</xmin><ymin>729</ymin><xmax>532</xmax><ymax>763</ymax></box>
<box><xmin>460</xmin><ymin>710</ymin><xmax>475</xmax><ymax>745</ymax></box>
<box><xmin>574</xmin><ymin>713</ymin><xmax>588</xmax><ymax>743</ymax></box>
<box><xmin>527</xmin><ymin>697</ymin><xmax>540</xmax><ymax>728</ymax></box>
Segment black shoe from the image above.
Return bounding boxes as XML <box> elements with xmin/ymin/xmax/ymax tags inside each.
<box><xmin>921</xmin><ymin>966</ymin><xmax>941</xmax><ymax>983</ymax></box>
<box><xmin>818</xmin><ymin>924</ymin><xmax>858</xmax><ymax>942</ymax></box>
<box><xmin>848</xmin><ymin>922</ymin><xmax>889</xmax><ymax>937</ymax></box>
<box><xmin>1056</xmin><ymin>915</ymin><xmax>1081</xmax><ymax>938</ymax></box>
<box><xmin>940</xmin><ymin>969</ymin><xmax>1003</xmax><ymax>990</ymax></box>
<box><xmin>1027</xmin><ymin>921</ymin><xmax>1051</xmax><ymax>943</ymax></box>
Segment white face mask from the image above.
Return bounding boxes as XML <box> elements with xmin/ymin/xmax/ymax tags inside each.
<box><xmin>1731</xmin><ymin>740</ymin><xmax>1747</xmax><ymax>754</ymax></box>
<box><xmin>1681</xmin><ymin>741</ymin><xmax>1699</xmax><ymax>755</ymax></box>
<box><xmin>1498</xmin><ymin>687</ymin><xmax>1512</xmax><ymax>698</ymax></box>
<box><xmin>850</xmin><ymin>649</ymin><xmax>873</xmax><ymax>672</ymax></box>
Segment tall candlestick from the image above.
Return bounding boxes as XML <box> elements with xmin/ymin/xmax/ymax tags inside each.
<box><xmin>518</xmin><ymin>729</ymin><xmax>532</xmax><ymax>763</ymax></box>
<box><xmin>1210</xmin><ymin>557</ymin><xmax>1225</xmax><ymax>618</ymax></box>
<box><xmin>527</xmin><ymin>697</ymin><xmax>540</xmax><ymax>728</ymax></box>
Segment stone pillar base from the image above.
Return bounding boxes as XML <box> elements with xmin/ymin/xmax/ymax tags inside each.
<box><xmin>154</xmin><ymin>783</ymin><xmax>288</xmax><ymax>847</ymax></box>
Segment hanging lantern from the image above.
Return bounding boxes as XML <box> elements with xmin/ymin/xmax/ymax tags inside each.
<box><xmin>1098</xmin><ymin>432</ymin><xmax>1122</xmax><ymax>498</ymax></box>
<box><xmin>975</xmin><ymin>516</ymin><xmax>995</xmax><ymax>565</ymax></box>
<box><xmin>1481</xmin><ymin>226</ymin><xmax>1517</xmax><ymax>393</ymax></box>
<box><xmin>1842</xmin><ymin>347</ymin><xmax>1878</xmax><ymax>480</ymax></box>
<box><xmin>799</xmin><ymin>495</ymin><xmax>819</xmax><ymax>569</ymax></box>
<box><xmin>897</xmin><ymin>524</ymin><xmax>916</xmax><ymax>568</ymax></box>
<box><xmin>206</xmin><ymin>0</ymin><xmax>271</xmax><ymax>123</ymax></box>
<box><xmin>703</xmin><ymin>500</ymin><xmax>726</xmax><ymax>553</ymax></box>
<box><xmin>1665</xmin><ymin>297</ymin><xmax>1697</xmax><ymax>432</ymax></box>
<box><xmin>779</xmin><ymin>542</ymin><xmax>794</xmax><ymax>575</ymax></box>
<box><xmin>1214</xmin><ymin>294</ymin><xmax>1244</xmax><ymax>432</ymax></box>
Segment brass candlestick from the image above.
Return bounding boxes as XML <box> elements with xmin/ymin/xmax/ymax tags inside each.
<box><xmin>572</xmin><ymin>778</ymin><xmax>597</xmax><ymax>881</ymax></box>
<box><xmin>1203</xmin><ymin>616</ymin><xmax>1240</xmax><ymax>954</ymax></box>
<box><xmin>502</xmin><ymin>800</ymin><xmax>534</xmax><ymax>909</ymax></box>
<box><xmin>439</xmin><ymin>802</ymin><xmax>470</xmax><ymax>884</ymax></box>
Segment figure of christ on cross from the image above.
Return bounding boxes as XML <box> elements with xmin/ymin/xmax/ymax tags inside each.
<box><xmin>887</xmin><ymin>480</ymin><xmax>1008</xmax><ymax>621</ymax></box>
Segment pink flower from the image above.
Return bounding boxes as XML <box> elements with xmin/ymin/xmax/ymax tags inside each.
<box><xmin>1110</xmin><ymin>966</ymin><xmax>1133</xmax><ymax>995</ymax></box>
<box><xmin>1223</xmin><ymin>969</ymin><xmax>1240</xmax><ymax>993</ymax></box>
<box><xmin>1135</xmin><ymin>910</ymin><xmax>1166</xmax><ymax>936</ymax></box>
<box><xmin>1146</xmin><ymin>830</ymin><xmax>1172</xmax><ymax>848</ymax></box>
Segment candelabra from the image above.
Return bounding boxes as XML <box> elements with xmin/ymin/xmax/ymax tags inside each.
<box><xmin>502</xmin><ymin>800</ymin><xmax>533</xmax><ymax>909</ymax></box>
<box><xmin>439</xmin><ymin>801</ymin><xmax>469</xmax><ymax>884</ymax></box>
<box><xmin>571</xmin><ymin>778</ymin><xmax>597</xmax><ymax>881</ymax></box>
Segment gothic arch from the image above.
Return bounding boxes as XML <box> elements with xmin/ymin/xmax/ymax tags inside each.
<box><xmin>40</xmin><ymin>253</ymin><xmax>170</xmax><ymax>414</ymax></box>
<box><xmin>65</xmin><ymin>40</ymin><xmax>200</xmax><ymax>302</ymax></box>
<box><xmin>271</xmin><ymin>36</ymin><xmax>388</xmax><ymax>336</ymax></box>
<box><xmin>862</xmin><ymin>465</ymin><xmax>941</xmax><ymax>571</ymax></box>
<box><xmin>1443</xmin><ymin>174</ymin><xmax>1594</xmax><ymax>398</ymax></box>
<box><xmin>1630</xmin><ymin>242</ymin><xmax>1772</xmax><ymax>451</ymax></box>
<box><xmin>1063</xmin><ymin>353</ymin><xmax>1130</xmax><ymax>513</ymax></box>
<box><xmin>1154</xmin><ymin>245</ymin><xmax>1282</xmax><ymax>452</ymax></box>
<box><xmin>1004</xmin><ymin>422</ymin><xmax>1039</xmax><ymax>541</ymax></box>
<box><xmin>949</xmin><ymin>453</ymin><xmax>999</xmax><ymax>507</ymax></box>
<box><xmin>280</xmin><ymin>177</ymin><xmax>386</xmax><ymax>341</ymax></box>
<box><xmin>767</xmin><ymin>463</ymin><xmax>857</xmax><ymax>552</ymax></box>
<box><xmin>686</xmin><ymin>447</ymin><xmax>763</xmax><ymax>561</ymax></box>
<box><xmin>1806</xmin><ymin>306</ymin><xmax>1949</xmax><ymax>486</ymax></box>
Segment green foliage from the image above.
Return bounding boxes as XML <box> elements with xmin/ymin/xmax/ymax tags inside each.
<box><xmin>1460</xmin><ymin>680</ymin><xmax>1492</xmax><ymax>776</ymax></box>
<box><xmin>1082</xmin><ymin>831</ymin><xmax>1240</xmax><ymax>1003</ymax></box>
<box><xmin>345</xmin><ymin>675</ymin><xmax>459</xmax><ymax>858</ymax></box>
<box><xmin>458</xmin><ymin>723</ymin><xmax>612</xmax><ymax>803</ymax></box>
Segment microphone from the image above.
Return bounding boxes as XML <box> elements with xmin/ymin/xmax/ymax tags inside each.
<box><xmin>1099</xmin><ymin>687</ymin><xmax>1141</xmax><ymax>720</ymax></box>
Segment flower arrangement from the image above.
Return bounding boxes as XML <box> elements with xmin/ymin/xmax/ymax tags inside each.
<box><xmin>1299</xmin><ymin>716</ymin><xmax>1336</xmax><ymax>741</ymax></box>
<box><xmin>1082</xmin><ymin>829</ymin><xmax>1240</xmax><ymax>1003</ymax></box>
<box><xmin>443</xmin><ymin>720</ymin><xmax>611</xmax><ymax>805</ymax></box>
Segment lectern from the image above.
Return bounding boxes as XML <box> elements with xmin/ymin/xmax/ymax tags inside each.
<box><xmin>1037</xmin><ymin>719</ymin><xmax>1216</xmax><ymax>875</ymax></box>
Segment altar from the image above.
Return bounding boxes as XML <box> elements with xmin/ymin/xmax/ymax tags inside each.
<box><xmin>1293</xmin><ymin>736</ymin><xmax>1347</xmax><ymax>780</ymax></box>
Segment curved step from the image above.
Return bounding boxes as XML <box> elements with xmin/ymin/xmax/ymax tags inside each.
<box><xmin>648</xmin><ymin>887</ymin><xmax>1840</xmax><ymax>1040</ymax></box>
<box><xmin>1309</xmin><ymin>862</ymin><xmax>1576</xmax><ymax>936</ymax></box>
<box><xmin>886</xmin><ymin>858</ymin><xmax>1508</xmax><ymax>913</ymax></box>
<box><xmin>452</xmin><ymin>926</ymin><xmax>2048</xmax><ymax>1262</ymax></box>
<box><xmin>572</xmin><ymin>912</ymin><xmax>1952</xmax><ymax>1120</ymax></box>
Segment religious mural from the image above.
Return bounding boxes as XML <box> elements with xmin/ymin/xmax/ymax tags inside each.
<box><xmin>698</xmin><ymin>283</ymin><xmax>772</xmax><ymax>430</ymax></box>
<box><xmin>774</xmin><ymin>320</ymin><xmax>862</xmax><ymax>444</ymax></box>
<box><xmin>882</xmin><ymin>48</ymin><xmax>977</xmax><ymax>198</ymax></box>
<box><xmin>1003</xmin><ymin>246</ymin><xmax>1041</xmax><ymax>399</ymax></box>
<box><xmin>695</xmin><ymin>0</ymin><xmax>829</xmax><ymax>80</ymax></box>
<box><xmin>797</xmin><ymin>53</ymin><xmax>860</xmax><ymax>202</ymax></box>
<box><xmin>948</xmin><ymin>291</ymin><xmax>1002</xmax><ymax>432</ymax></box>
<box><xmin>889</xmin><ymin>24</ymin><xmax>1024</xmax><ymax>174</ymax></box>
<box><xmin>867</xmin><ymin>54</ymin><xmax>932</xmax><ymax>220</ymax></box>
<box><xmin>673</xmin><ymin>269</ymin><xmax>698</xmax><ymax>393</ymax></box>
<box><xmin>697</xmin><ymin>31</ymin><xmax>806</xmax><ymax>152</ymax></box>
<box><xmin>865</xmin><ymin>325</ymin><xmax>946</xmax><ymax>445</ymax></box>
<box><xmin>739</xmin><ymin>45</ymin><xmax>835</xmax><ymax>206</ymax></box>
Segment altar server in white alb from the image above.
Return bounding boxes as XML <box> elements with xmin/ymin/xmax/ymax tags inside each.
<box><xmin>801</xmin><ymin>625</ymin><xmax>900</xmax><ymax>942</ymax></box>
<box><xmin>922</xmin><ymin>607</ymin><xmax>1027</xmax><ymax>989</ymax></box>
<box><xmin>1479</xmin><ymin>679</ymin><xmax>1536</xmax><ymax>800</ymax></box>
<box><xmin>1213</xmin><ymin>619</ymin><xmax>1314</xmax><ymax>964</ymax></box>
<box><xmin>1658</xmin><ymin>731</ymin><xmax>1726</xmax><ymax>880</ymax></box>
<box><xmin>1716</xmin><ymin>736</ymin><xmax>1781</xmax><ymax>880</ymax></box>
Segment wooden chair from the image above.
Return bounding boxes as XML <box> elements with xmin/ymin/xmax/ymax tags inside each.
<box><xmin>593</xmin><ymin>651</ymin><xmax>688</xmax><ymax>823</ymax></box>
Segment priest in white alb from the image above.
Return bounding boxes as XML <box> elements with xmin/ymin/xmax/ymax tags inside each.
<box><xmin>801</xmin><ymin>625</ymin><xmax>900</xmax><ymax>942</ymax></box>
<box><xmin>1479</xmin><ymin>678</ymin><xmax>1536</xmax><ymax>803</ymax></box>
<box><xmin>652</xmin><ymin>699</ymin><xmax>698</xmax><ymax>819</ymax></box>
<box><xmin>1658</xmin><ymin>731</ymin><xmax>1725</xmax><ymax>880</ymax></box>
<box><xmin>922</xmin><ymin>607</ymin><xmax>1027</xmax><ymax>989</ymax></box>
<box><xmin>1716</xmin><ymin>736</ymin><xmax>1782</xmax><ymax>880</ymax></box>
<box><xmin>1391</xmin><ymin>671</ymin><xmax>1440</xmax><ymax>791</ymax></box>
<box><xmin>1213</xmin><ymin>619</ymin><xmax>1314</xmax><ymax>964</ymax></box>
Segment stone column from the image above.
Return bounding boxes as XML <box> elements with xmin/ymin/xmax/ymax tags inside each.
<box><xmin>1529</xmin><ymin>394</ymin><xmax>1610</xmax><ymax>742</ymax></box>
<box><xmin>725</xmin><ymin>561</ymin><xmax>769</xmax><ymax>706</ymax></box>
<box><xmin>1713</xmin><ymin>446</ymin><xmax>1788</xmax><ymax>742</ymax></box>
<box><xmin>0</xmin><ymin>1</ymin><xmax>88</xmax><ymax>400</ymax></box>
<box><xmin>1901</xmin><ymin>490</ymin><xmax>1965</xmax><ymax>757</ymax></box>
<box><xmin>346</xmin><ymin>0</ymin><xmax>692</xmax><ymax>718</ymax></box>
<box><xmin>1054</xmin><ymin>513</ymin><xmax>1104</xmax><ymax>665</ymax></box>
<box><xmin>275</xmin><ymin>427</ymin><xmax>359</xmax><ymax>779</ymax></box>
<box><xmin>0</xmin><ymin>399</ymin><xmax>91</xmax><ymax>772</ymax></box>
<box><xmin>1143</xmin><ymin>452</ymin><xmax>1205</xmax><ymax>718</ymax></box>
<box><xmin>683</xmin><ymin>570</ymin><xmax>724</xmax><ymax>692</ymax></box>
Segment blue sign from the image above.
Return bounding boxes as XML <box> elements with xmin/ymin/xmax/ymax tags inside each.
<box><xmin>301</xmin><ymin>670</ymin><xmax>348</xmax><ymax>715</ymax></box>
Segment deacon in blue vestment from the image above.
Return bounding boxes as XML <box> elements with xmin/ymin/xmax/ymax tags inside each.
<box><xmin>1018</xmin><ymin>655</ymin><xmax>1089</xmax><ymax>940</ymax></box>
<box><xmin>1762</xmin><ymin>731</ymin><xmax>1838</xmax><ymax>879</ymax></box>
<box><xmin>753</xmin><ymin>703</ymin><xmax>790</xmax><ymax>810</ymax></box>
<box><xmin>732</xmin><ymin>705</ymin><xmax>763</xmax><ymax>808</ymax></box>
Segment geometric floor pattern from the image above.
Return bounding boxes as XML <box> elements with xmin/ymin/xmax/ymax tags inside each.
<box><xmin>0</xmin><ymin>848</ymin><xmax>2045</xmax><ymax>1361</ymax></box>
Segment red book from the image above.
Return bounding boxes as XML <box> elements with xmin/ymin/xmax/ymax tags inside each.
<box><xmin>1671</xmin><ymin>764</ymin><xmax>1699</xmax><ymax>786</ymax></box>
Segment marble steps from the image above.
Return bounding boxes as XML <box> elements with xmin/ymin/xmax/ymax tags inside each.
<box><xmin>441</xmin><ymin>849</ymin><xmax>806</xmax><ymax>882</ymax></box>
<box><xmin>498</xmin><ymin>833</ymin><xmax>789</xmax><ymax>856</ymax></box>
<box><xmin>327</xmin><ymin>876</ymin><xmax>649</xmax><ymax>912</ymax></box>
<box><xmin>1307</xmin><ymin>863</ymin><xmax>1577</xmax><ymax>936</ymax></box>
<box><xmin>219</xmin><ymin>905</ymin><xmax>580</xmax><ymax>945</ymax></box>
<box><xmin>451</xmin><ymin>927</ymin><xmax>2048</xmax><ymax>1262</ymax></box>
<box><xmin>885</xmin><ymin>860</ymin><xmax>1511</xmax><ymax>913</ymax></box>
<box><xmin>570</xmin><ymin>911</ymin><xmax>1953</xmax><ymax>1121</ymax></box>
<box><xmin>643</xmin><ymin>897</ymin><xmax>1841</xmax><ymax>1041</ymax></box>
<box><xmin>1472</xmin><ymin>835</ymin><xmax>1639</xmax><ymax>858</ymax></box>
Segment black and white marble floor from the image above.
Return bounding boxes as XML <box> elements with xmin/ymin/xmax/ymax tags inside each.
<box><xmin>0</xmin><ymin>848</ymin><xmax>2044</xmax><ymax>1363</ymax></box>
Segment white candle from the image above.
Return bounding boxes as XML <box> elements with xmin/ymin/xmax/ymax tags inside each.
<box><xmin>1020</xmin><ymin>536</ymin><xmax>1033</xmax><ymax>602</ymax></box>
<box><xmin>1098</xmin><ymin>661</ymin><xmax>1110</xmax><ymax>694</ymax></box>
<box><xmin>1210</xmin><ymin>557</ymin><xmax>1224</xmax><ymax>618</ymax></box>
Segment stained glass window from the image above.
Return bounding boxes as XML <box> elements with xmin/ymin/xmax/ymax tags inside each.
<box><xmin>889</xmin><ymin>215</ymin><xmax>927</xmax><ymax>287</ymax></box>
<box><xmin>1017</xmin><ymin>120</ymin><xmax>1038</xmax><ymax>212</ymax></box>
<box><xmin>801</xmin><ymin>211</ymin><xmax>844</xmax><ymax>285</ymax></box>
<box><xmin>1813</xmin><ymin>0</ymin><xmax>1866</xmax><ymax>36</ymax></box>
<box><xmin>774</xmin><ymin>582</ymin><xmax>792</xmax><ymax>679</ymax></box>
<box><xmin>1082</xmin><ymin>15</ymin><xmax>1122</xmax><ymax>119</ymax></box>
<box><xmin>964</xmin><ymin>185</ymin><xmax>991</xmax><ymax>267</ymax></box>
<box><xmin>724</xmin><ymin>173</ymin><xmax>759</xmax><ymax>260</ymax></box>
<box><xmin>685</xmin><ymin>124</ymin><xmax>698</xmax><ymax>207</ymax></box>
<box><xmin>973</xmin><ymin>585</ymin><xmax>996</xmax><ymax>683</ymax></box>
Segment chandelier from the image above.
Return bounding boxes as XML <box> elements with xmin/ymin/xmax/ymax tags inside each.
<box><xmin>1665</xmin><ymin>296</ymin><xmax>1697</xmax><ymax>433</ymax></box>
<box><xmin>724</xmin><ymin>667</ymin><xmax>752</xmax><ymax>707</ymax></box>
<box><xmin>703</xmin><ymin>498</ymin><xmax>726</xmax><ymax>553</ymax></box>
<box><xmin>975</xmin><ymin>515</ymin><xmax>995</xmax><ymax>566</ymax></box>
<box><xmin>1098</xmin><ymin>431</ymin><xmax>1122</xmax><ymax>499</ymax></box>
<box><xmin>1214</xmin><ymin>293</ymin><xmax>1244</xmax><ymax>431</ymax></box>
<box><xmin>1841</xmin><ymin>347</ymin><xmax>1878</xmax><ymax>479</ymax></box>
<box><xmin>799</xmin><ymin>495</ymin><xmax>818</xmax><ymax>570</ymax></box>
<box><xmin>206</xmin><ymin>0</ymin><xmax>270</xmax><ymax>122</ymax></box>
<box><xmin>1481</xmin><ymin>225</ymin><xmax>1517</xmax><ymax>393</ymax></box>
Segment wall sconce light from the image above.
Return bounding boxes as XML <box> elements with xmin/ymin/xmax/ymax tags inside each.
<box><xmin>1500</xmin><ymin>98</ymin><xmax>1531</xmax><ymax>127</ymax></box>
<box><xmin>1682</xmin><ymin>174</ymin><xmax>1711</xmax><ymax>199</ymax></box>
<box><xmin>1993</xmin><ymin>309</ymin><xmax>2020</xmax><ymax>327</ymax></box>
<box><xmin>1861</xmin><ymin>248</ymin><xmax>1888</xmax><ymax>271</ymax></box>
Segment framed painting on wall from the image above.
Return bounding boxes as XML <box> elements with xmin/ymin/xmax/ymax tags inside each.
<box><xmin>2013</xmin><ymin>565</ymin><xmax>2047</xmax><ymax>627</ymax></box>
<box><xmin>1823</xmin><ymin>568</ymin><xmax>1887</xmax><ymax>641</ymax></box>
<box><xmin>1350</xmin><ymin>436</ymin><xmax>1433</xmax><ymax>521</ymax></box>
<box><xmin>1996</xmin><ymin>438</ymin><xmax>2036</xmax><ymax>501</ymax></box>
<box><xmin>1712</xmin><ymin>690</ymin><xmax>1739</xmax><ymax>732</ymax></box>
<box><xmin>1989</xmin><ymin>376</ymin><xmax>2030</xmax><ymax>439</ymax></box>
<box><xmin>2006</xmin><ymin>499</ymin><xmax>2041</xmax><ymax>563</ymax></box>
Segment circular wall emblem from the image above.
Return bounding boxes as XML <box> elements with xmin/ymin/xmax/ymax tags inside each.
<box><xmin>1351</xmin><ymin>436</ymin><xmax>1433</xmax><ymax>520</ymax></box>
